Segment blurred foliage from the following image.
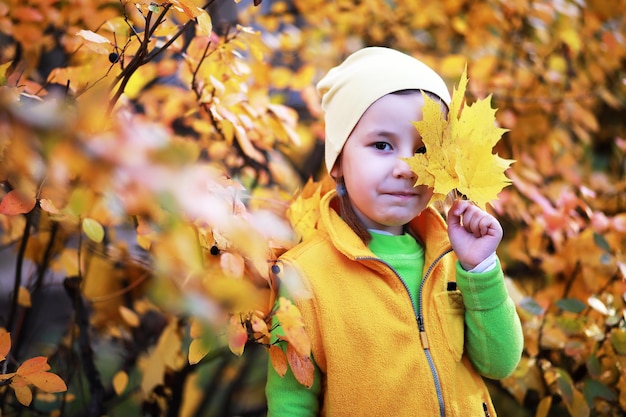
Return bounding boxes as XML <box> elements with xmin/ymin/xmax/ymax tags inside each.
<box><xmin>0</xmin><ymin>0</ymin><xmax>624</xmax><ymax>416</ymax></box>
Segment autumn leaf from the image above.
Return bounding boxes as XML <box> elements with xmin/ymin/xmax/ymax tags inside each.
<box><xmin>286</xmin><ymin>175</ymin><xmax>334</xmax><ymax>241</ymax></box>
<box><xmin>0</xmin><ymin>190</ymin><xmax>36</xmax><ymax>215</ymax></box>
<box><xmin>21</xmin><ymin>371</ymin><xmax>67</xmax><ymax>393</ymax></box>
<box><xmin>75</xmin><ymin>29</ymin><xmax>111</xmax><ymax>55</ymax></box>
<box><xmin>39</xmin><ymin>198</ymin><xmax>60</xmax><ymax>214</ymax></box>
<box><xmin>0</xmin><ymin>329</ymin><xmax>10</xmax><ymax>361</ymax></box>
<box><xmin>286</xmin><ymin>343</ymin><xmax>314</xmax><ymax>388</ymax></box>
<box><xmin>275</xmin><ymin>297</ymin><xmax>310</xmax><ymax>357</ymax></box>
<box><xmin>404</xmin><ymin>66</ymin><xmax>514</xmax><ymax>209</ymax></box>
<box><xmin>249</xmin><ymin>313</ymin><xmax>270</xmax><ymax>339</ymax></box>
<box><xmin>112</xmin><ymin>371</ymin><xmax>128</xmax><ymax>395</ymax></box>
<box><xmin>13</xmin><ymin>383</ymin><xmax>33</xmax><ymax>406</ymax></box>
<box><xmin>18</xmin><ymin>286</ymin><xmax>31</xmax><ymax>307</ymax></box>
<box><xmin>119</xmin><ymin>306</ymin><xmax>140</xmax><ymax>327</ymax></box>
<box><xmin>17</xmin><ymin>356</ymin><xmax>50</xmax><ymax>375</ymax></box>
<box><xmin>11</xmin><ymin>356</ymin><xmax>67</xmax><ymax>396</ymax></box>
<box><xmin>188</xmin><ymin>338</ymin><xmax>211</xmax><ymax>365</ymax></box>
<box><xmin>226</xmin><ymin>315</ymin><xmax>248</xmax><ymax>356</ymax></box>
<box><xmin>269</xmin><ymin>345</ymin><xmax>288</xmax><ymax>378</ymax></box>
<box><xmin>82</xmin><ymin>217</ymin><xmax>105</xmax><ymax>243</ymax></box>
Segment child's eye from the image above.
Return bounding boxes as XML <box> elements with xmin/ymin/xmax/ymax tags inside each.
<box><xmin>415</xmin><ymin>146</ymin><xmax>427</xmax><ymax>154</ymax></box>
<box><xmin>373</xmin><ymin>142</ymin><xmax>391</xmax><ymax>151</ymax></box>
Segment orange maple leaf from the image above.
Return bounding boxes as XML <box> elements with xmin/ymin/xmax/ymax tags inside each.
<box><xmin>404</xmin><ymin>65</ymin><xmax>514</xmax><ymax>209</ymax></box>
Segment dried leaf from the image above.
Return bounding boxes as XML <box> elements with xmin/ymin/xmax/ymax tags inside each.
<box><xmin>286</xmin><ymin>343</ymin><xmax>314</xmax><ymax>388</ymax></box>
<box><xmin>269</xmin><ymin>345</ymin><xmax>288</xmax><ymax>377</ymax></box>
<box><xmin>39</xmin><ymin>199</ymin><xmax>60</xmax><ymax>214</ymax></box>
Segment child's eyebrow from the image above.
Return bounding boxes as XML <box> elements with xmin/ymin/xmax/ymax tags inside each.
<box><xmin>367</xmin><ymin>128</ymin><xmax>423</xmax><ymax>142</ymax></box>
<box><xmin>367</xmin><ymin>129</ymin><xmax>396</xmax><ymax>138</ymax></box>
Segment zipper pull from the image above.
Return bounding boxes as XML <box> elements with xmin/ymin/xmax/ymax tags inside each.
<box><xmin>417</xmin><ymin>315</ymin><xmax>429</xmax><ymax>349</ymax></box>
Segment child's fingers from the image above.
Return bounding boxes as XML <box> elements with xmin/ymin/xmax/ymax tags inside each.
<box><xmin>449</xmin><ymin>200</ymin><xmax>501</xmax><ymax>238</ymax></box>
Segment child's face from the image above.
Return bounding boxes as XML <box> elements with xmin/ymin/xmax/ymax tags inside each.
<box><xmin>331</xmin><ymin>92</ymin><xmax>434</xmax><ymax>235</ymax></box>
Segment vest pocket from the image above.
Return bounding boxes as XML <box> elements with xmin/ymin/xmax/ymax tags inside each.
<box><xmin>434</xmin><ymin>290</ymin><xmax>465</xmax><ymax>361</ymax></box>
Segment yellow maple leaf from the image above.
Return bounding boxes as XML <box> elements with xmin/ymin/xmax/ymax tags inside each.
<box><xmin>275</xmin><ymin>297</ymin><xmax>311</xmax><ymax>358</ymax></box>
<box><xmin>286</xmin><ymin>175</ymin><xmax>335</xmax><ymax>241</ymax></box>
<box><xmin>404</xmin><ymin>65</ymin><xmax>514</xmax><ymax>209</ymax></box>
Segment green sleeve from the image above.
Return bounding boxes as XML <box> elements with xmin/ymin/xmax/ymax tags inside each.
<box><xmin>265</xmin><ymin>286</ymin><xmax>322</xmax><ymax>417</ymax></box>
<box><xmin>455</xmin><ymin>259</ymin><xmax>523</xmax><ymax>380</ymax></box>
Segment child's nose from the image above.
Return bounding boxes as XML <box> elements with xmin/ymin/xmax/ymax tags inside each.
<box><xmin>393</xmin><ymin>157</ymin><xmax>417</xmax><ymax>180</ymax></box>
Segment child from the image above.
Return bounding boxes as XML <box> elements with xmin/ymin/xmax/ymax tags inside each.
<box><xmin>266</xmin><ymin>46</ymin><xmax>523</xmax><ymax>417</ymax></box>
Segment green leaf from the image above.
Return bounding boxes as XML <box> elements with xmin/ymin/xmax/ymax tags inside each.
<box><xmin>593</xmin><ymin>232</ymin><xmax>611</xmax><ymax>252</ymax></box>
<box><xmin>610</xmin><ymin>329</ymin><xmax>626</xmax><ymax>355</ymax></box>
<box><xmin>555</xmin><ymin>316</ymin><xmax>585</xmax><ymax>336</ymax></box>
<box><xmin>68</xmin><ymin>187</ymin><xmax>93</xmax><ymax>216</ymax></box>
<box><xmin>519</xmin><ymin>296</ymin><xmax>545</xmax><ymax>316</ymax></box>
<box><xmin>556</xmin><ymin>298</ymin><xmax>587</xmax><ymax>313</ymax></box>
<box><xmin>583</xmin><ymin>379</ymin><xmax>616</xmax><ymax>406</ymax></box>
<box><xmin>586</xmin><ymin>355</ymin><xmax>601</xmax><ymax>378</ymax></box>
<box><xmin>555</xmin><ymin>368</ymin><xmax>574</xmax><ymax>405</ymax></box>
<box><xmin>82</xmin><ymin>218</ymin><xmax>104</xmax><ymax>243</ymax></box>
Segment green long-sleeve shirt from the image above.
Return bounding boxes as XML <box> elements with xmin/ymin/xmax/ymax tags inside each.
<box><xmin>266</xmin><ymin>231</ymin><xmax>520</xmax><ymax>416</ymax></box>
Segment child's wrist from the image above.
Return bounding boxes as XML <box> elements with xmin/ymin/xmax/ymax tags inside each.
<box><xmin>465</xmin><ymin>252</ymin><xmax>498</xmax><ymax>273</ymax></box>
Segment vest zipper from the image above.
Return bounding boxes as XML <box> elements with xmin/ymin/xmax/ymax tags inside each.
<box><xmin>358</xmin><ymin>247</ymin><xmax>452</xmax><ymax>417</ymax></box>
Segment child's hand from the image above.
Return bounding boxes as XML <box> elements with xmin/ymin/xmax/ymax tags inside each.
<box><xmin>446</xmin><ymin>199</ymin><xmax>503</xmax><ymax>271</ymax></box>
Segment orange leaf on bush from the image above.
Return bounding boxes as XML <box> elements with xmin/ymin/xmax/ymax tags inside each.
<box><xmin>0</xmin><ymin>329</ymin><xmax>10</xmax><ymax>361</ymax></box>
<box><xmin>269</xmin><ymin>345</ymin><xmax>288</xmax><ymax>378</ymax></box>
<box><xmin>16</xmin><ymin>356</ymin><xmax>50</xmax><ymax>375</ymax></box>
<box><xmin>22</xmin><ymin>371</ymin><xmax>67</xmax><ymax>393</ymax></box>
<box><xmin>250</xmin><ymin>314</ymin><xmax>270</xmax><ymax>338</ymax></box>
<box><xmin>12</xmin><ymin>383</ymin><xmax>32</xmax><ymax>406</ymax></box>
<box><xmin>286</xmin><ymin>343</ymin><xmax>314</xmax><ymax>388</ymax></box>
<box><xmin>0</xmin><ymin>190</ymin><xmax>36</xmax><ymax>215</ymax></box>
<box><xmin>226</xmin><ymin>315</ymin><xmax>248</xmax><ymax>356</ymax></box>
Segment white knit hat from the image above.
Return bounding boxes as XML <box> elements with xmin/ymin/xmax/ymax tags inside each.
<box><xmin>316</xmin><ymin>47</ymin><xmax>452</xmax><ymax>174</ymax></box>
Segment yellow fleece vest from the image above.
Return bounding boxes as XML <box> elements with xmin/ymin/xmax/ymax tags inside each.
<box><xmin>280</xmin><ymin>191</ymin><xmax>496</xmax><ymax>417</ymax></box>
